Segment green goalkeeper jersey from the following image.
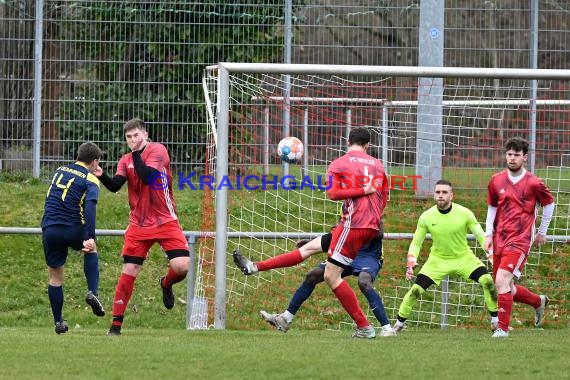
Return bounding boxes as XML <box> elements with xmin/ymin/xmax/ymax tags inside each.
<box><xmin>408</xmin><ymin>202</ymin><xmax>485</xmax><ymax>260</ymax></box>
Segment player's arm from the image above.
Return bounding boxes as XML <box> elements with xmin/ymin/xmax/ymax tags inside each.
<box><xmin>326</xmin><ymin>172</ymin><xmax>374</xmax><ymax>200</ymax></box>
<box><xmin>534</xmin><ymin>180</ymin><xmax>555</xmax><ymax>246</ymax></box>
<box><xmin>536</xmin><ymin>202</ymin><xmax>555</xmax><ymax>246</ymax></box>
<box><xmin>83</xmin><ymin>177</ymin><xmax>99</xmax><ymax>240</ymax></box>
<box><xmin>484</xmin><ymin>205</ymin><xmax>497</xmax><ymax>252</ymax></box>
<box><xmin>132</xmin><ymin>149</ymin><xmax>160</xmax><ymax>184</ymax></box>
<box><xmin>467</xmin><ymin>209</ymin><xmax>487</xmax><ymax>253</ymax></box>
<box><xmin>484</xmin><ymin>180</ymin><xmax>498</xmax><ymax>251</ymax></box>
<box><xmin>84</xmin><ymin>198</ymin><xmax>97</xmax><ymax>240</ymax></box>
<box><xmin>406</xmin><ymin>216</ymin><xmax>427</xmax><ymax>279</ymax></box>
<box><xmin>98</xmin><ymin>171</ymin><xmax>127</xmax><ymax>192</ymax></box>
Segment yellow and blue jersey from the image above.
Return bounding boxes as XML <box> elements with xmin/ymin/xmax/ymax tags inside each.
<box><xmin>41</xmin><ymin>162</ymin><xmax>100</xmax><ymax>239</ymax></box>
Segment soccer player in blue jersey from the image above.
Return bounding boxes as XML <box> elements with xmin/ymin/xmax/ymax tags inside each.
<box><xmin>259</xmin><ymin>227</ymin><xmax>396</xmax><ymax>336</ymax></box>
<box><xmin>41</xmin><ymin>142</ymin><xmax>105</xmax><ymax>334</ymax></box>
<box><xmin>392</xmin><ymin>179</ymin><xmax>498</xmax><ymax>333</ymax></box>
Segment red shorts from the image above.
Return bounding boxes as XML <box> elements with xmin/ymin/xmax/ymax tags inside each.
<box><xmin>492</xmin><ymin>248</ymin><xmax>527</xmax><ymax>279</ymax></box>
<box><xmin>328</xmin><ymin>226</ymin><xmax>378</xmax><ymax>266</ymax></box>
<box><xmin>122</xmin><ymin>220</ymin><xmax>189</xmax><ymax>259</ymax></box>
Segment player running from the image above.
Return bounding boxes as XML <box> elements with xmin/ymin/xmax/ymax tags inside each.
<box><xmin>485</xmin><ymin>137</ymin><xmax>555</xmax><ymax>338</ymax></box>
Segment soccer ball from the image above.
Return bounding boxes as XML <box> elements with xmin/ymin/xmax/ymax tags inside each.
<box><xmin>277</xmin><ymin>136</ymin><xmax>304</xmax><ymax>163</ymax></box>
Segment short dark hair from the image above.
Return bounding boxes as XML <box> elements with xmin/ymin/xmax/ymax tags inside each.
<box><xmin>124</xmin><ymin>118</ymin><xmax>146</xmax><ymax>134</ymax></box>
<box><xmin>76</xmin><ymin>142</ymin><xmax>102</xmax><ymax>164</ymax></box>
<box><xmin>435</xmin><ymin>179</ymin><xmax>452</xmax><ymax>189</ymax></box>
<box><xmin>348</xmin><ymin>127</ymin><xmax>371</xmax><ymax>146</ymax></box>
<box><xmin>504</xmin><ymin>137</ymin><xmax>528</xmax><ymax>155</ymax></box>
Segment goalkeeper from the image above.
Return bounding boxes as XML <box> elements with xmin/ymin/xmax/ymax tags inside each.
<box><xmin>393</xmin><ymin>179</ymin><xmax>498</xmax><ymax>333</ymax></box>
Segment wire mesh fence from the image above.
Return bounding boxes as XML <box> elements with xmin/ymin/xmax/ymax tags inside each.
<box><xmin>1</xmin><ymin>1</ymin><xmax>570</xmax><ymax>173</ymax></box>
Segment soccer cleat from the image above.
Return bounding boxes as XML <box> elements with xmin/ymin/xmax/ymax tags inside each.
<box><xmin>491</xmin><ymin>328</ymin><xmax>509</xmax><ymax>338</ymax></box>
<box><xmin>232</xmin><ymin>249</ymin><xmax>258</xmax><ymax>275</ymax></box>
<box><xmin>392</xmin><ymin>322</ymin><xmax>406</xmax><ymax>333</ymax></box>
<box><xmin>85</xmin><ymin>291</ymin><xmax>105</xmax><ymax>317</ymax></box>
<box><xmin>260</xmin><ymin>311</ymin><xmax>291</xmax><ymax>332</ymax></box>
<box><xmin>380</xmin><ymin>327</ymin><xmax>397</xmax><ymax>337</ymax></box>
<box><xmin>352</xmin><ymin>325</ymin><xmax>376</xmax><ymax>339</ymax></box>
<box><xmin>160</xmin><ymin>277</ymin><xmax>175</xmax><ymax>309</ymax></box>
<box><xmin>534</xmin><ymin>295</ymin><xmax>549</xmax><ymax>327</ymax></box>
<box><xmin>55</xmin><ymin>321</ymin><xmax>69</xmax><ymax>334</ymax></box>
<box><xmin>107</xmin><ymin>325</ymin><xmax>121</xmax><ymax>336</ymax></box>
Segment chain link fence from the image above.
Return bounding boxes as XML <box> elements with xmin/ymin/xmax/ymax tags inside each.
<box><xmin>1</xmin><ymin>1</ymin><xmax>569</xmax><ymax>173</ymax></box>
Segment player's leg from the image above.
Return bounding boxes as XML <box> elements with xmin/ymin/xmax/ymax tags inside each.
<box><xmin>261</xmin><ymin>233</ymin><xmax>349</xmax><ymax>332</ymax></box>
<box><xmin>492</xmin><ymin>249</ymin><xmax>525</xmax><ymax>337</ymax></box>
<box><xmin>43</xmin><ymin>226</ymin><xmax>69</xmax><ymax>334</ymax></box>
<box><xmin>82</xmin><ymin>250</ymin><xmax>105</xmax><ymax>316</ymax></box>
<box><xmin>393</xmin><ymin>274</ymin><xmax>434</xmax><ymax>332</ymax></box>
<box><xmin>498</xmin><ymin>245</ymin><xmax>545</xmax><ymax>315</ymax></box>
<box><xmin>356</xmin><ymin>271</ymin><xmax>394</xmax><ymax>336</ymax></box>
<box><xmin>325</xmin><ymin>227</ymin><xmax>377</xmax><ymax>338</ymax></box>
<box><xmin>160</xmin><ymin>252</ymin><xmax>190</xmax><ymax>309</ymax></box>
<box><xmin>108</xmin><ymin>259</ymin><xmax>142</xmax><ymax>336</ymax></box>
<box><xmin>467</xmin><ymin>265</ymin><xmax>498</xmax><ymax>330</ymax></box>
<box><xmin>285</xmin><ymin>232</ymin><xmax>333</xmax><ymax>313</ymax></box>
<box><xmin>157</xmin><ymin>221</ymin><xmax>191</xmax><ymax>309</ymax></box>
<box><xmin>261</xmin><ymin>263</ymin><xmax>328</xmax><ymax>332</ymax></box>
<box><xmin>72</xmin><ymin>228</ymin><xmax>105</xmax><ymax>317</ymax></box>
<box><xmin>350</xmin><ymin>237</ymin><xmax>393</xmax><ymax>335</ymax></box>
<box><xmin>233</xmin><ymin>234</ymin><xmax>326</xmax><ymax>275</ymax></box>
<box><xmin>47</xmin><ymin>266</ymin><xmax>67</xmax><ymax>334</ymax></box>
<box><xmin>108</xmin><ymin>225</ymin><xmax>150</xmax><ymax>336</ymax></box>
<box><xmin>512</xmin><ymin>284</ymin><xmax>548</xmax><ymax>327</ymax></box>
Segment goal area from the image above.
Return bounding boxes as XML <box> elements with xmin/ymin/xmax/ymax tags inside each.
<box><xmin>193</xmin><ymin>63</ymin><xmax>570</xmax><ymax>332</ymax></box>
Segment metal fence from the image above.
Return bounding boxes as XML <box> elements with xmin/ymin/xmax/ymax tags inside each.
<box><xmin>1</xmin><ymin>1</ymin><xmax>570</xmax><ymax>175</ymax></box>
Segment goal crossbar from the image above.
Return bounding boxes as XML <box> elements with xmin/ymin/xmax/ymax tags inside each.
<box><xmin>216</xmin><ymin>63</ymin><xmax>570</xmax><ymax>79</ymax></box>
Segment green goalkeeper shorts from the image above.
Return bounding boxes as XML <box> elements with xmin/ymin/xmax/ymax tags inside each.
<box><xmin>417</xmin><ymin>253</ymin><xmax>485</xmax><ymax>285</ymax></box>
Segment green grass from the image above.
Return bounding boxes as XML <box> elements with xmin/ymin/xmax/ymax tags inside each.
<box><xmin>0</xmin><ymin>327</ymin><xmax>567</xmax><ymax>379</ymax></box>
<box><xmin>0</xmin><ymin>171</ymin><xmax>569</xmax><ymax>378</ymax></box>
<box><xmin>0</xmin><ymin>173</ymin><xmax>202</xmax><ymax>330</ymax></box>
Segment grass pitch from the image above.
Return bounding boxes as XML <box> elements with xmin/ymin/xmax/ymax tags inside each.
<box><xmin>0</xmin><ymin>327</ymin><xmax>566</xmax><ymax>379</ymax></box>
<box><xmin>0</xmin><ymin>172</ymin><xmax>568</xmax><ymax>379</ymax></box>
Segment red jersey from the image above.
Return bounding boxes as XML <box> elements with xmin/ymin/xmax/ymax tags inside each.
<box><xmin>326</xmin><ymin>150</ymin><xmax>386</xmax><ymax>230</ymax></box>
<box><xmin>116</xmin><ymin>142</ymin><xmax>179</xmax><ymax>227</ymax></box>
<box><xmin>487</xmin><ymin>169</ymin><xmax>554</xmax><ymax>254</ymax></box>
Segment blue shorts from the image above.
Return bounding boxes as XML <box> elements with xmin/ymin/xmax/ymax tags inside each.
<box><xmin>42</xmin><ymin>225</ymin><xmax>87</xmax><ymax>268</ymax></box>
<box><xmin>319</xmin><ymin>232</ymin><xmax>383</xmax><ymax>281</ymax></box>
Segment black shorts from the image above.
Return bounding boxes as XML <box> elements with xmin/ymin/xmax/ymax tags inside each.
<box><xmin>42</xmin><ymin>225</ymin><xmax>87</xmax><ymax>268</ymax></box>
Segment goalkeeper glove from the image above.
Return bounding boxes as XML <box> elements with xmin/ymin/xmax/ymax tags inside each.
<box><xmin>406</xmin><ymin>255</ymin><xmax>417</xmax><ymax>280</ymax></box>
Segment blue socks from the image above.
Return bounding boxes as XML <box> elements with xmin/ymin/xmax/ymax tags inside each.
<box><xmin>287</xmin><ymin>281</ymin><xmax>316</xmax><ymax>315</ymax></box>
<box><xmin>48</xmin><ymin>285</ymin><xmax>64</xmax><ymax>323</ymax></box>
<box><xmin>83</xmin><ymin>252</ymin><xmax>100</xmax><ymax>294</ymax></box>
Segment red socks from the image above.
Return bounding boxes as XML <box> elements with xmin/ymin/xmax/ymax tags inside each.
<box><xmin>162</xmin><ymin>268</ymin><xmax>186</xmax><ymax>288</ymax></box>
<box><xmin>513</xmin><ymin>285</ymin><xmax>541</xmax><ymax>308</ymax></box>
<box><xmin>111</xmin><ymin>273</ymin><xmax>136</xmax><ymax>327</ymax></box>
<box><xmin>332</xmin><ymin>280</ymin><xmax>369</xmax><ymax>328</ymax></box>
<box><xmin>256</xmin><ymin>248</ymin><xmax>304</xmax><ymax>271</ymax></box>
<box><xmin>497</xmin><ymin>292</ymin><xmax>513</xmax><ymax>332</ymax></box>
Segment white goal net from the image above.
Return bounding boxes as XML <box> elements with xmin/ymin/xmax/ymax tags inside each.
<box><xmin>196</xmin><ymin>63</ymin><xmax>570</xmax><ymax>331</ymax></box>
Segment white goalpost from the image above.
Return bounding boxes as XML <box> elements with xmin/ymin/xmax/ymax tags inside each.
<box><xmin>198</xmin><ymin>63</ymin><xmax>570</xmax><ymax>330</ymax></box>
